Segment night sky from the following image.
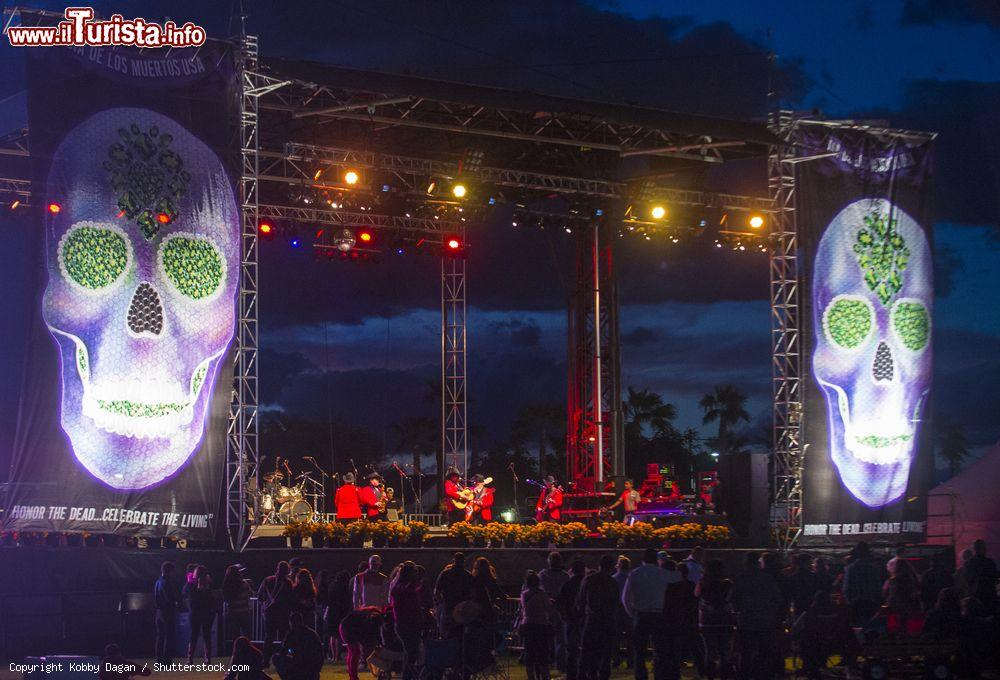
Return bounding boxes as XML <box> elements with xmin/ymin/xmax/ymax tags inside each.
<box><xmin>0</xmin><ymin>0</ymin><xmax>997</xmax><ymax>481</ymax></box>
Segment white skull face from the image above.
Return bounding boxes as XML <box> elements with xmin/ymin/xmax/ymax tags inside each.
<box><xmin>42</xmin><ymin>108</ymin><xmax>238</xmax><ymax>490</ymax></box>
<box><xmin>813</xmin><ymin>198</ymin><xmax>932</xmax><ymax>508</ymax></box>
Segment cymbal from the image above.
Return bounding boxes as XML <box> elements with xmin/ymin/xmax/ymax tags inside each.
<box><xmin>263</xmin><ymin>472</ymin><xmax>284</xmax><ymax>483</ymax></box>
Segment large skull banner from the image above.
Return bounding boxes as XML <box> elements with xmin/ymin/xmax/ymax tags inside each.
<box><xmin>797</xmin><ymin>123</ymin><xmax>935</xmax><ymax>543</ymax></box>
<box><xmin>2</xmin><ymin>43</ymin><xmax>237</xmax><ymax>538</ymax></box>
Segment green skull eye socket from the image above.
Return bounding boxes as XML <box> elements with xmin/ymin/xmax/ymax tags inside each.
<box><xmin>59</xmin><ymin>223</ymin><xmax>131</xmax><ymax>291</ymax></box>
<box><xmin>159</xmin><ymin>234</ymin><xmax>225</xmax><ymax>300</ymax></box>
<box><xmin>824</xmin><ymin>296</ymin><xmax>874</xmax><ymax>349</ymax></box>
<box><xmin>891</xmin><ymin>300</ymin><xmax>930</xmax><ymax>351</ymax></box>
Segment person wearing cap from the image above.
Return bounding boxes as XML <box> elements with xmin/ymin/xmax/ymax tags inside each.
<box><xmin>335</xmin><ymin>472</ymin><xmax>362</xmax><ymax>523</ymax></box>
<box><xmin>358</xmin><ymin>472</ymin><xmax>387</xmax><ymax>520</ymax></box>
<box><xmin>442</xmin><ymin>467</ymin><xmax>466</xmax><ymax>525</ymax></box>
<box><xmin>623</xmin><ymin>548</ymin><xmax>673</xmax><ymax>680</ymax></box>
<box><xmin>535</xmin><ymin>476</ymin><xmax>564</xmax><ymax>522</ymax></box>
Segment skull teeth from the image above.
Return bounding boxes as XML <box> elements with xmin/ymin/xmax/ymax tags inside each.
<box><xmin>82</xmin><ymin>378</ymin><xmax>192</xmax><ymax>439</ymax></box>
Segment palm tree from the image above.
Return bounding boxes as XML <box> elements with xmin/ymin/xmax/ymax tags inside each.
<box><xmin>512</xmin><ymin>403</ymin><xmax>565</xmax><ymax>466</ymax></box>
<box><xmin>938</xmin><ymin>422</ymin><xmax>969</xmax><ymax>477</ymax></box>
<box><xmin>623</xmin><ymin>387</ymin><xmax>677</xmax><ymax>437</ymax></box>
<box><xmin>391</xmin><ymin>416</ymin><xmax>438</xmax><ymax>475</ymax></box>
<box><xmin>699</xmin><ymin>384</ymin><xmax>751</xmax><ymax>454</ymax></box>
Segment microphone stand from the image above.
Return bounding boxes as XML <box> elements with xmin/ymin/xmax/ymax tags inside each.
<box><xmin>392</xmin><ymin>462</ymin><xmax>406</xmax><ymax>514</ymax></box>
<box><xmin>509</xmin><ymin>464</ymin><xmax>520</xmax><ymax>521</ymax></box>
<box><xmin>408</xmin><ymin>469</ymin><xmax>423</xmax><ymax>514</ymax></box>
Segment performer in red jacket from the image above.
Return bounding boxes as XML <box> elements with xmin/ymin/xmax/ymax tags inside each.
<box><xmin>535</xmin><ymin>475</ymin><xmax>563</xmax><ymax>522</ymax></box>
<box><xmin>334</xmin><ymin>472</ymin><xmax>362</xmax><ymax>522</ymax></box>
<box><xmin>464</xmin><ymin>474</ymin><xmax>495</xmax><ymax>524</ymax></box>
<box><xmin>442</xmin><ymin>467</ymin><xmax>466</xmax><ymax>525</ymax></box>
<box><xmin>358</xmin><ymin>472</ymin><xmax>387</xmax><ymax>520</ymax></box>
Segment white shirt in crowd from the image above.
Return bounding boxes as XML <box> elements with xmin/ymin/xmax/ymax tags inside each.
<box><xmin>622</xmin><ymin>563</ymin><xmax>674</xmax><ymax>617</ymax></box>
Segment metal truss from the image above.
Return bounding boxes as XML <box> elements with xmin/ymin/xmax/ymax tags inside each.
<box><xmin>566</xmin><ymin>216</ymin><xmax>621</xmax><ymax>491</ymax></box>
<box><xmin>258</xmin><ymin>203</ymin><xmax>461</xmax><ymax>240</ymax></box>
<box><xmin>264</xmin><ymin>80</ymin><xmax>755</xmax><ymax>162</ymax></box>
<box><xmin>768</xmin><ymin>111</ymin><xmax>803</xmax><ymax>550</ymax></box>
<box><xmin>0</xmin><ymin>177</ymin><xmax>30</xmax><ymax>201</ymax></box>
<box><xmin>441</xmin><ymin>250</ymin><xmax>468</xmax><ymax>480</ymax></box>
<box><xmin>227</xmin><ymin>32</ymin><xmax>266</xmax><ymax>551</ymax></box>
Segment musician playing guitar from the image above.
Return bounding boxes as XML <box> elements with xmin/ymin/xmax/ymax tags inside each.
<box><xmin>464</xmin><ymin>474</ymin><xmax>495</xmax><ymax>524</ymax></box>
<box><xmin>442</xmin><ymin>467</ymin><xmax>466</xmax><ymax>525</ymax></box>
<box><xmin>358</xmin><ymin>472</ymin><xmax>387</xmax><ymax>520</ymax></box>
<box><xmin>535</xmin><ymin>475</ymin><xmax>564</xmax><ymax>522</ymax></box>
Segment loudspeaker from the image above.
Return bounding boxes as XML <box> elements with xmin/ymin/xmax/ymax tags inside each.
<box><xmin>717</xmin><ymin>452</ymin><xmax>769</xmax><ymax>545</ymax></box>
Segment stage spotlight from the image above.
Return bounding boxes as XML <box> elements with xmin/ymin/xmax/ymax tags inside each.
<box><xmin>344</xmin><ymin>169</ymin><xmax>360</xmax><ymax>185</ymax></box>
<box><xmin>290</xmin><ymin>237</ymin><xmax>301</xmax><ymax>248</ymax></box>
<box><xmin>313</xmin><ymin>168</ymin><xmax>323</xmax><ymax>181</ymax></box>
<box><xmin>157</xmin><ymin>212</ymin><xmax>172</xmax><ymax>224</ymax></box>
<box><xmin>650</xmin><ymin>205</ymin><xmax>666</xmax><ymax>220</ymax></box>
<box><xmin>357</xmin><ymin>230</ymin><xmax>374</xmax><ymax>244</ymax></box>
<box><xmin>452</xmin><ymin>183</ymin><xmax>467</xmax><ymax>199</ymax></box>
<box><xmin>749</xmin><ymin>214</ymin><xmax>764</xmax><ymax>229</ymax></box>
<box><xmin>9</xmin><ymin>199</ymin><xmax>20</xmax><ymax>210</ymax></box>
<box><xmin>47</xmin><ymin>202</ymin><xmax>62</xmax><ymax>214</ymax></box>
<box><xmin>259</xmin><ymin>221</ymin><xmax>274</xmax><ymax>236</ymax></box>
<box><xmin>333</xmin><ymin>228</ymin><xmax>356</xmax><ymax>252</ymax></box>
<box><xmin>446</xmin><ymin>236</ymin><xmax>462</xmax><ymax>250</ymax></box>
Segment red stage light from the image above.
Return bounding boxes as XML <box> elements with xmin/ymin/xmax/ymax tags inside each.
<box><xmin>358</xmin><ymin>230</ymin><xmax>373</xmax><ymax>243</ymax></box>
<box><xmin>259</xmin><ymin>221</ymin><xmax>273</xmax><ymax>235</ymax></box>
<box><xmin>47</xmin><ymin>202</ymin><xmax>61</xmax><ymax>214</ymax></box>
<box><xmin>446</xmin><ymin>237</ymin><xmax>461</xmax><ymax>250</ymax></box>
<box><xmin>157</xmin><ymin>212</ymin><xmax>171</xmax><ymax>224</ymax></box>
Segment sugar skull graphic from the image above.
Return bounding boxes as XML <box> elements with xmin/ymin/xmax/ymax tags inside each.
<box><xmin>42</xmin><ymin>108</ymin><xmax>238</xmax><ymax>490</ymax></box>
<box><xmin>813</xmin><ymin>198</ymin><xmax>932</xmax><ymax>508</ymax></box>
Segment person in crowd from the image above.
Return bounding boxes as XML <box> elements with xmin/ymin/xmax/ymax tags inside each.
<box><xmin>623</xmin><ymin>547</ymin><xmax>673</xmax><ymax>680</ymax></box>
<box><xmin>389</xmin><ymin>561</ymin><xmax>425</xmax><ymax>680</ymax></box>
<box><xmin>99</xmin><ymin>643</ymin><xmax>151</xmax><ymax>680</ymax></box>
<box><xmin>225</xmin><ymin>635</ymin><xmax>268</xmax><ymax>680</ymax></box>
<box><xmin>785</xmin><ymin>553</ymin><xmax>820</xmax><ymax>616</ymax></box>
<box><xmin>612</xmin><ymin>556</ymin><xmax>633</xmax><ymax>669</ymax></box>
<box><xmin>682</xmin><ymin>546</ymin><xmax>705</xmax><ymax>585</ymax></box>
<box><xmin>923</xmin><ymin>587</ymin><xmax>961</xmax><ymax>640</ymax></box>
<box><xmin>605</xmin><ymin>479</ymin><xmax>642</xmax><ymax>524</ymax></box>
<box><xmin>325</xmin><ymin>570</ymin><xmax>353</xmax><ymax>661</ymax></box>
<box><xmin>557</xmin><ymin>558</ymin><xmax>588</xmax><ymax>680</ymax></box>
<box><xmin>790</xmin><ymin>591</ymin><xmax>856</xmax><ymax>680</ymax></box>
<box><xmin>258</xmin><ymin>561</ymin><xmax>295</xmax><ymax>663</ymax></box>
<box><xmin>728</xmin><ymin>551</ymin><xmax>784</xmax><ymax>680</ymax></box>
<box><xmin>413</xmin><ymin>564</ymin><xmax>436</xmax><ymax>634</ymax></box>
<box><xmin>442</xmin><ymin>467</ymin><xmax>467</xmax><ymax>526</ymax></box>
<box><xmin>358</xmin><ymin>472</ymin><xmax>387</xmax><ymax>520</ymax></box>
<box><xmin>883</xmin><ymin>557</ymin><xmax>920</xmax><ymax>616</ymax></box>
<box><xmin>154</xmin><ymin>561</ymin><xmax>180</xmax><ymax>665</ymax></box>
<box><xmin>226</xmin><ymin>636</ymin><xmax>267</xmax><ymax>680</ymax></box>
<box><xmin>812</xmin><ymin>557</ymin><xmax>834</xmax><ymax>595</ymax></box>
<box><xmin>842</xmin><ymin>541</ymin><xmax>883</xmax><ymax>624</ymax></box>
<box><xmin>886</xmin><ymin>545</ymin><xmax>907</xmax><ymax>576</ymax></box>
<box><xmin>520</xmin><ymin>570</ymin><xmax>557</xmax><ymax>680</ymax></box>
<box><xmin>470</xmin><ymin>556</ymin><xmax>504</xmax><ymax>628</ymax></box>
<box><xmin>335</xmin><ymin>473</ymin><xmax>362</xmax><ymax>523</ymax></box>
<box><xmin>292</xmin><ymin>568</ymin><xmax>317</xmax><ymax>625</ymax></box>
<box><xmin>662</xmin><ymin>563</ymin><xmax>698</xmax><ymax>680</ymax></box>
<box><xmin>955</xmin><ymin>539</ymin><xmax>999</xmax><ymax>612</ymax></box>
<box><xmin>957</xmin><ymin>596</ymin><xmax>995</xmax><ymax>677</ymax></box>
<box><xmin>222</xmin><ymin>564</ymin><xmax>254</xmax><ymax>644</ymax></box>
<box><xmin>697</xmin><ymin>559</ymin><xmax>734</xmax><ymax>680</ymax></box>
<box><xmin>183</xmin><ymin>565</ymin><xmax>215</xmax><ymax>664</ymax></box>
<box><xmin>272</xmin><ymin>611</ymin><xmax>324</xmax><ymax>680</ymax></box>
<box><xmin>539</xmin><ymin>552</ymin><xmax>570</xmax><ymax>672</ymax></box>
<box><xmin>433</xmin><ymin>551</ymin><xmax>473</xmax><ymax>638</ymax></box>
<box><xmin>339</xmin><ymin>607</ymin><xmax>385</xmax><ymax>680</ymax></box>
<box><xmin>577</xmin><ymin>554</ymin><xmax>621</xmax><ymax>680</ymax></box>
<box><xmin>314</xmin><ymin>570</ymin><xmax>330</xmax><ymax>647</ymax></box>
<box><xmin>353</xmin><ymin>554</ymin><xmax>388</xmax><ymax>609</ymax></box>
<box><xmin>920</xmin><ymin>553</ymin><xmax>955</xmax><ymax>612</ymax></box>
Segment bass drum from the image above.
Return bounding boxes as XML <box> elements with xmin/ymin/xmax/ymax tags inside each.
<box><xmin>278</xmin><ymin>499</ymin><xmax>312</xmax><ymax>523</ymax></box>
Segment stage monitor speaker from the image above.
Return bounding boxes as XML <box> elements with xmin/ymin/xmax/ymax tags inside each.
<box><xmin>717</xmin><ymin>451</ymin><xmax>769</xmax><ymax>545</ymax></box>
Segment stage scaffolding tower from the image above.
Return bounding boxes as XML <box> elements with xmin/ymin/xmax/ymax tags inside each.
<box><xmin>442</xmin><ymin>245</ymin><xmax>469</xmax><ymax>481</ymax></box>
<box><xmin>768</xmin><ymin>111</ymin><xmax>804</xmax><ymax>550</ymax></box>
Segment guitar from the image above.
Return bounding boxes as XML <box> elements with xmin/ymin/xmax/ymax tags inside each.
<box><xmin>451</xmin><ymin>477</ymin><xmax>493</xmax><ymax>510</ymax></box>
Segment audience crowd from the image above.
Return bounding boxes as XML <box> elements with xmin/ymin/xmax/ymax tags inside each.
<box><xmin>144</xmin><ymin>539</ymin><xmax>999</xmax><ymax>680</ymax></box>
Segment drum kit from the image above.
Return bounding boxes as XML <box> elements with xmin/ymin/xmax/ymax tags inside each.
<box><xmin>255</xmin><ymin>457</ymin><xmax>329</xmax><ymax>524</ymax></box>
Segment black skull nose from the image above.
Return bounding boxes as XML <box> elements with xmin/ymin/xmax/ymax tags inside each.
<box><xmin>872</xmin><ymin>341</ymin><xmax>894</xmax><ymax>382</ymax></box>
<box><xmin>127</xmin><ymin>282</ymin><xmax>164</xmax><ymax>336</ymax></box>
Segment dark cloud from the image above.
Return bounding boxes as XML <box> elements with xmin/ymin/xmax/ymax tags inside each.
<box><xmin>933</xmin><ymin>327</ymin><xmax>1000</xmax><ymax>447</ymax></box>
<box><xmin>622</xmin><ymin>326</ymin><xmax>658</xmax><ymax>346</ymax></box>
<box><xmin>901</xmin><ymin>0</ymin><xmax>1000</xmax><ymax>29</ymax></box>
